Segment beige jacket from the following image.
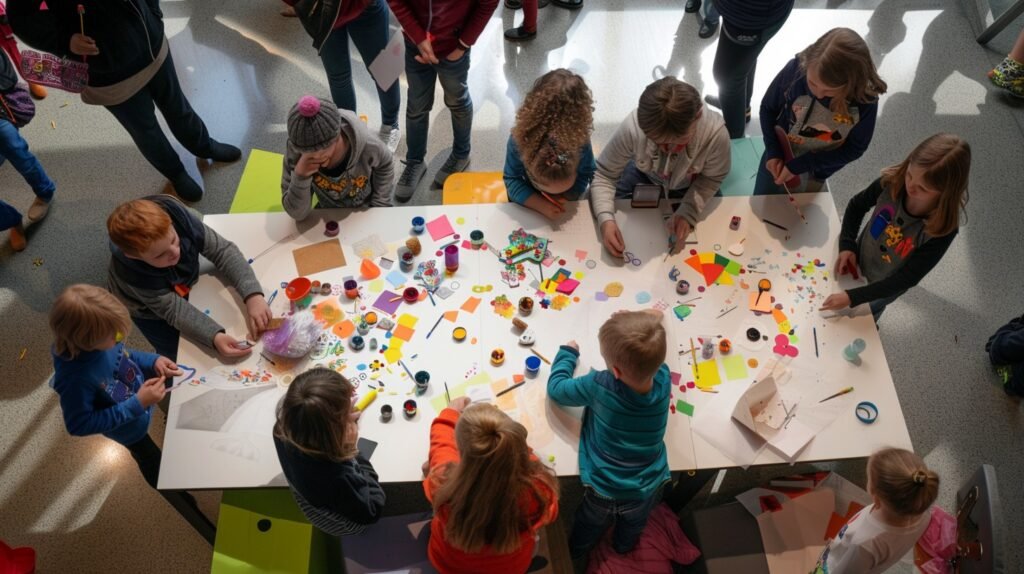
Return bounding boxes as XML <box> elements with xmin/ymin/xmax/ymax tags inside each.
<box><xmin>590</xmin><ymin>108</ymin><xmax>731</xmax><ymax>226</ymax></box>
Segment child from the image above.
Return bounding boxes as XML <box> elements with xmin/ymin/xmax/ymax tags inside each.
<box><xmin>503</xmin><ymin>0</ymin><xmax>545</xmax><ymax>41</ymax></box>
<box><xmin>547</xmin><ymin>309</ymin><xmax>671</xmax><ymax>559</ymax></box>
<box><xmin>986</xmin><ymin>313</ymin><xmax>1024</xmax><ymax>397</ymax></box>
<box><xmin>814</xmin><ymin>448</ymin><xmax>939</xmax><ymax>573</ymax></box>
<box><xmin>107</xmin><ymin>195</ymin><xmax>271</xmax><ymax>360</ymax></box>
<box><xmin>282</xmin><ymin>95</ymin><xmax>395</xmax><ymax>221</ymax></box>
<box><xmin>424</xmin><ymin>398</ymin><xmax>559</xmax><ymax>573</ymax></box>
<box><xmin>755</xmin><ymin>28</ymin><xmax>887</xmax><ymax>195</ymax></box>
<box><xmin>0</xmin><ymin>45</ymin><xmax>54</xmax><ymax>252</ymax></box>
<box><xmin>504</xmin><ymin>69</ymin><xmax>596</xmax><ymax>220</ymax></box>
<box><xmin>820</xmin><ymin>133</ymin><xmax>970</xmax><ymax>321</ymax></box>
<box><xmin>388</xmin><ymin>0</ymin><xmax>499</xmax><ymax>201</ymax></box>
<box><xmin>590</xmin><ymin>77</ymin><xmax>730</xmax><ymax>257</ymax></box>
<box><xmin>273</xmin><ymin>368</ymin><xmax>385</xmax><ymax>535</ymax></box>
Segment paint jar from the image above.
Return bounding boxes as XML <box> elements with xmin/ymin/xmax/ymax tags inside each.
<box><xmin>518</xmin><ymin>296</ymin><xmax>534</xmax><ymax>316</ymax></box>
<box><xmin>490</xmin><ymin>348</ymin><xmax>505</xmax><ymax>366</ymax></box>
<box><xmin>718</xmin><ymin>339</ymin><xmax>732</xmax><ymax>354</ymax></box>
<box><xmin>525</xmin><ymin>356</ymin><xmax>542</xmax><ymax>377</ymax></box>
<box><xmin>369</xmin><ymin>338</ymin><xmax>378</xmax><ymax>350</ymax></box>
<box><xmin>363</xmin><ymin>311</ymin><xmax>378</xmax><ymax>325</ymax></box>
<box><xmin>452</xmin><ymin>326</ymin><xmax>467</xmax><ymax>342</ymax></box>
<box><xmin>470</xmin><ymin>230</ymin><xmax>484</xmax><ymax>248</ymax></box>
<box><xmin>356</xmin><ymin>321</ymin><xmax>370</xmax><ymax>336</ymax></box>
<box><xmin>403</xmin><ymin>399</ymin><xmax>418</xmax><ymax>419</ymax></box>
<box><xmin>350</xmin><ymin>335</ymin><xmax>365</xmax><ymax>351</ymax></box>
<box><xmin>403</xmin><ymin>286</ymin><xmax>420</xmax><ymax>303</ymax></box>
<box><xmin>319</xmin><ymin>283</ymin><xmax>332</xmax><ymax>296</ymax></box>
<box><xmin>324</xmin><ymin>220</ymin><xmax>339</xmax><ymax>237</ymax></box>
<box><xmin>411</xmin><ymin>216</ymin><xmax>425</xmax><ymax>234</ymax></box>
<box><xmin>343</xmin><ymin>279</ymin><xmax>359</xmax><ymax>299</ymax></box>
<box><xmin>285</xmin><ymin>277</ymin><xmax>313</xmax><ymax>309</ymax></box>
<box><xmin>406</xmin><ymin>237</ymin><xmax>422</xmax><ymax>256</ymax></box>
<box><xmin>414</xmin><ymin>371</ymin><xmax>430</xmax><ymax>395</ymax></box>
<box><xmin>676</xmin><ymin>280</ymin><xmax>690</xmax><ymax>295</ymax></box>
<box><xmin>380</xmin><ymin>404</ymin><xmax>393</xmax><ymax>423</ymax></box>
<box><xmin>701</xmin><ymin>340</ymin><xmax>715</xmax><ymax>360</ymax></box>
<box><xmin>444</xmin><ymin>244</ymin><xmax>459</xmax><ymax>274</ymax></box>
<box><xmin>843</xmin><ymin>338</ymin><xmax>866</xmax><ymax>363</ymax></box>
<box><xmin>398</xmin><ymin>246</ymin><xmax>414</xmax><ymax>272</ymax></box>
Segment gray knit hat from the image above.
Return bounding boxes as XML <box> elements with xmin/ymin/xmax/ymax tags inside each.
<box><xmin>287</xmin><ymin>95</ymin><xmax>341</xmax><ymax>153</ymax></box>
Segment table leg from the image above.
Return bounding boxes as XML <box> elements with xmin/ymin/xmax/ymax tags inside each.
<box><xmin>665</xmin><ymin>469</ymin><xmax>718</xmax><ymax>513</ymax></box>
<box><xmin>161</xmin><ymin>489</ymin><xmax>217</xmax><ymax>545</ymax></box>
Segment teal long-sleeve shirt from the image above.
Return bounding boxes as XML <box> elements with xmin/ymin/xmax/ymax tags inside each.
<box><xmin>547</xmin><ymin>345</ymin><xmax>671</xmax><ymax>500</ymax></box>
<box><xmin>503</xmin><ymin>136</ymin><xmax>595</xmax><ymax>205</ymax></box>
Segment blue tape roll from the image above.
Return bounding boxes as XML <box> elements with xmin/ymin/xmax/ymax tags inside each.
<box><xmin>855</xmin><ymin>401</ymin><xmax>878</xmax><ymax>424</ymax></box>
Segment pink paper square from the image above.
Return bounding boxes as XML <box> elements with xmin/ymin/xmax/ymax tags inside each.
<box><xmin>426</xmin><ymin>215</ymin><xmax>455</xmax><ymax>242</ymax></box>
<box><xmin>556</xmin><ymin>278</ymin><xmax>580</xmax><ymax>295</ymax></box>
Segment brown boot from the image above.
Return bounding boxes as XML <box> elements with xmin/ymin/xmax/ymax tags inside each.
<box><xmin>29</xmin><ymin>83</ymin><xmax>48</xmax><ymax>99</ymax></box>
<box><xmin>9</xmin><ymin>224</ymin><xmax>27</xmax><ymax>252</ymax></box>
<box><xmin>27</xmin><ymin>197</ymin><xmax>51</xmax><ymax>223</ymax></box>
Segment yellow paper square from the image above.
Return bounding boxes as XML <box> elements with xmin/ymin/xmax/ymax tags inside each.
<box><xmin>388</xmin><ymin>338</ymin><xmax>404</xmax><ymax>350</ymax></box>
<box><xmin>699</xmin><ymin>252</ymin><xmax>715</xmax><ymax>264</ymax></box>
<box><xmin>397</xmin><ymin>314</ymin><xmax>419</xmax><ymax>328</ymax></box>
<box><xmin>694</xmin><ymin>359</ymin><xmax>722</xmax><ymax>389</ymax></box>
<box><xmin>368</xmin><ymin>279</ymin><xmax>385</xmax><ymax>293</ymax></box>
<box><xmin>383</xmin><ymin>347</ymin><xmax>402</xmax><ymax>364</ymax></box>
<box><xmin>541</xmin><ymin>279</ymin><xmax>558</xmax><ymax>294</ymax></box>
<box><xmin>716</xmin><ymin>272</ymin><xmax>734</xmax><ymax>286</ymax></box>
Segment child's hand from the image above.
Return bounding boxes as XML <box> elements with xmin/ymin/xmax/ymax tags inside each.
<box><xmin>421</xmin><ymin>460</ymin><xmax>431</xmax><ymax>477</ymax></box>
<box><xmin>820</xmin><ymin>292</ymin><xmax>852</xmax><ymax>311</ymax></box>
<box><xmin>765</xmin><ymin>158</ymin><xmax>783</xmax><ymax>179</ymax></box>
<box><xmin>774</xmin><ymin>165</ymin><xmax>797</xmax><ymax>187</ymax></box>
<box><xmin>415</xmin><ymin>38</ymin><xmax>439</xmax><ymax>64</ymax></box>
<box><xmin>600</xmin><ymin>220</ymin><xmax>625</xmax><ymax>258</ymax></box>
<box><xmin>565</xmin><ymin>340</ymin><xmax>579</xmax><ymax>351</ymax></box>
<box><xmin>214</xmin><ymin>332</ymin><xmax>254</xmax><ymax>358</ymax></box>
<box><xmin>449</xmin><ymin>397</ymin><xmax>471</xmax><ymax>412</ymax></box>
<box><xmin>349</xmin><ymin>408</ymin><xmax>362</xmax><ymax>422</ymax></box>
<box><xmin>294</xmin><ymin>153</ymin><xmax>324</xmax><ymax>177</ymax></box>
<box><xmin>137</xmin><ymin>376</ymin><xmax>167</xmax><ymax>408</ymax></box>
<box><xmin>245</xmin><ymin>295</ymin><xmax>273</xmax><ymax>339</ymax></box>
<box><xmin>537</xmin><ymin>198</ymin><xmax>566</xmax><ymax>220</ymax></box>
<box><xmin>70</xmin><ymin>33</ymin><xmax>100</xmax><ymax>56</ymax></box>
<box><xmin>345</xmin><ymin>419</ymin><xmax>360</xmax><ymax>446</ymax></box>
<box><xmin>446</xmin><ymin>47</ymin><xmax>466</xmax><ymax>62</ymax></box>
<box><xmin>154</xmin><ymin>356</ymin><xmax>183</xmax><ymax>378</ymax></box>
<box><xmin>835</xmin><ymin>250</ymin><xmax>860</xmax><ymax>279</ymax></box>
<box><xmin>666</xmin><ymin>215</ymin><xmax>692</xmax><ymax>254</ymax></box>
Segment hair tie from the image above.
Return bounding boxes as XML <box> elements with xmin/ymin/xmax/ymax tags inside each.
<box><xmin>912</xmin><ymin>470</ymin><xmax>928</xmax><ymax>485</ymax></box>
<box><xmin>298</xmin><ymin>95</ymin><xmax>321</xmax><ymax>118</ymax></box>
<box><xmin>543</xmin><ymin>136</ymin><xmax>569</xmax><ymax>167</ymax></box>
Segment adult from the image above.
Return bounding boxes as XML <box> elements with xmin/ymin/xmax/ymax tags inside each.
<box><xmin>282</xmin><ymin>0</ymin><xmax>403</xmax><ymax>152</ymax></box>
<box><xmin>703</xmin><ymin>0</ymin><xmax>794</xmax><ymax>139</ymax></box>
<box><xmin>8</xmin><ymin>0</ymin><xmax>241</xmax><ymax>202</ymax></box>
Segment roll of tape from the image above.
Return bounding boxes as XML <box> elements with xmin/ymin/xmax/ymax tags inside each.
<box><xmin>855</xmin><ymin>401</ymin><xmax>878</xmax><ymax>424</ymax></box>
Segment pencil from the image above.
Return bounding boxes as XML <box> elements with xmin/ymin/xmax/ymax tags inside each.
<box><xmin>530</xmin><ymin>348</ymin><xmax>552</xmax><ymax>365</ymax></box>
<box><xmin>813</xmin><ymin>327</ymin><xmax>819</xmax><ymax>357</ymax></box>
<box><xmin>762</xmin><ymin>219</ymin><xmax>788</xmax><ymax>232</ymax></box>
<box><xmin>398</xmin><ymin>360</ymin><xmax>415</xmax><ymax>380</ymax></box>
<box><xmin>716</xmin><ymin>306</ymin><xmax>737</xmax><ymax>319</ymax></box>
<box><xmin>425</xmin><ymin>314</ymin><xmax>444</xmax><ymax>339</ymax></box>
<box><xmin>260</xmin><ymin>352</ymin><xmax>277</xmax><ymax>366</ymax></box>
<box><xmin>389</xmin><ymin>295</ymin><xmax>403</xmax><ymax>302</ymax></box>
<box><xmin>267</xmin><ymin>289</ymin><xmax>278</xmax><ymax>305</ymax></box>
<box><xmin>819</xmin><ymin>387</ymin><xmax>854</xmax><ymax>403</ymax></box>
<box><xmin>496</xmin><ymin>380</ymin><xmax>527</xmax><ymax>397</ymax></box>
<box><xmin>444</xmin><ymin>381</ymin><xmax>451</xmax><ymax>405</ymax></box>
<box><xmin>538</xmin><ymin>191</ymin><xmax>563</xmax><ymax>210</ymax></box>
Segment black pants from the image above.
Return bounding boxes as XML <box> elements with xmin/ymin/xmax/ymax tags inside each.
<box><xmin>711</xmin><ymin>9</ymin><xmax>792</xmax><ymax>139</ymax></box>
<box><xmin>105</xmin><ymin>50</ymin><xmax>214</xmax><ymax>180</ymax></box>
<box><xmin>125</xmin><ymin>434</ymin><xmax>217</xmax><ymax>543</ymax></box>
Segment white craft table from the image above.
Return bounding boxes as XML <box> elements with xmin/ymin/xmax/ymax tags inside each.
<box><xmin>159</xmin><ymin>196</ymin><xmax>911</xmax><ymax>491</ymax></box>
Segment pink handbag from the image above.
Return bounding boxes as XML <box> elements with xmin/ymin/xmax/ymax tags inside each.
<box><xmin>19</xmin><ymin>49</ymin><xmax>87</xmax><ymax>93</ymax></box>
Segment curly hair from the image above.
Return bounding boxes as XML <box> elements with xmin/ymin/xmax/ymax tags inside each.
<box><xmin>511</xmin><ymin>69</ymin><xmax>594</xmax><ymax>185</ymax></box>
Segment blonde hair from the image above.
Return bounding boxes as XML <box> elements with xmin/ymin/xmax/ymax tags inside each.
<box><xmin>599</xmin><ymin>311</ymin><xmax>667</xmax><ymax>382</ymax></box>
<box><xmin>107</xmin><ymin>199</ymin><xmax>173</xmax><ymax>257</ymax></box>
<box><xmin>880</xmin><ymin>133</ymin><xmax>970</xmax><ymax>237</ymax></box>
<box><xmin>49</xmin><ymin>284</ymin><xmax>132</xmax><ymax>359</ymax></box>
<box><xmin>868</xmin><ymin>448</ymin><xmax>939</xmax><ymax>517</ymax></box>
<box><xmin>273</xmin><ymin>369</ymin><xmax>358</xmax><ymax>462</ymax></box>
<box><xmin>511</xmin><ymin>69</ymin><xmax>594</xmax><ymax>186</ymax></box>
<box><xmin>798</xmin><ymin>28</ymin><xmax>887</xmax><ymax>115</ymax></box>
<box><xmin>431</xmin><ymin>404</ymin><xmax>558</xmax><ymax>554</ymax></box>
<box><xmin>637</xmin><ymin>77</ymin><xmax>702</xmax><ymax>141</ymax></box>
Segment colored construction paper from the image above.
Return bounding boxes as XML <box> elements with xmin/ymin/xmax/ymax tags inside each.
<box><xmin>725</xmin><ymin>260</ymin><xmax>742</xmax><ymax>275</ymax></box>
<box><xmin>367</xmin><ymin>31</ymin><xmax>404</xmax><ymax>91</ymax></box>
<box><xmin>714</xmin><ymin>254</ymin><xmax>731</xmax><ymax>267</ymax></box>
<box><xmin>392</xmin><ymin>325</ymin><xmax>415</xmax><ymax>342</ymax></box>
<box><xmin>230</xmin><ymin>149</ymin><xmax>286</xmax><ymax>214</ymax></box>
<box><xmin>676</xmin><ymin>400</ymin><xmax>695</xmax><ymax>417</ymax></box>
<box><xmin>694</xmin><ymin>359</ymin><xmax>722</xmax><ymax>389</ymax></box>
<box><xmin>460</xmin><ymin>297</ymin><xmax>481</xmax><ymax>314</ymax></box>
<box><xmin>368</xmin><ymin>279</ymin><xmax>384</xmax><ymax>293</ymax></box>
<box><xmin>556</xmin><ymin>278</ymin><xmax>580</xmax><ymax>295</ymax></box>
<box><xmin>333</xmin><ymin>320</ymin><xmax>355</xmax><ymax>338</ymax></box>
<box><xmin>702</xmin><ymin>263</ymin><xmax>725</xmax><ymax>285</ymax></box>
<box><xmin>371</xmin><ymin>291</ymin><xmax>403</xmax><ymax>315</ymax></box>
<box><xmin>699</xmin><ymin>252</ymin><xmax>715</xmax><ymax>265</ymax></box>
<box><xmin>432</xmin><ymin>372</ymin><xmax>493</xmax><ymax>413</ymax></box>
<box><xmin>443</xmin><ymin>310</ymin><xmax>459</xmax><ymax>322</ymax></box>
<box><xmin>397</xmin><ymin>314</ymin><xmax>419</xmax><ymax>328</ymax></box>
<box><xmin>684</xmin><ymin>254</ymin><xmax>702</xmax><ymax>274</ymax></box>
<box><xmin>673</xmin><ymin>305</ymin><xmax>692</xmax><ymax>320</ymax></box>
<box><xmin>292</xmin><ymin>239</ymin><xmax>347</xmax><ymax>277</ymax></box>
<box><xmin>575</xmin><ymin>249</ymin><xmax>587</xmax><ymax>261</ymax></box>
<box><xmin>716</xmin><ymin>272</ymin><xmax>735</xmax><ymax>286</ymax></box>
<box><xmin>385</xmin><ymin>270</ymin><xmax>407</xmax><ymax>289</ymax></box>
<box><xmin>722</xmin><ymin>354</ymin><xmax>749</xmax><ymax>380</ymax></box>
<box><xmin>426</xmin><ymin>215</ymin><xmax>455</xmax><ymax>241</ymax></box>
<box><xmin>749</xmin><ymin>291</ymin><xmax>773</xmax><ymax>313</ymax></box>
<box><xmin>541</xmin><ymin>279</ymin><xmax>558</xmax><ymax>294</ymax></box>
<box><xmin>388</xmin><ymin>338</ymin><xmax>404</xmax><ymax>351</ymax></box>
<box><xmin>383</xmin><ymin>347</ymin><xmax>402</xmax><ymax>364</ymax></box>
<box><xmin>670</xmin><ymin>371</ymin><xmax>682</xmax><ymax>387</ymax></box>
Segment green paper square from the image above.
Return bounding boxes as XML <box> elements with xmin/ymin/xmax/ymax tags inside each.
<box><xmin>676</xmin><ymin>399</ymin><xmax>695</xmax><ymax>417</ymax></box>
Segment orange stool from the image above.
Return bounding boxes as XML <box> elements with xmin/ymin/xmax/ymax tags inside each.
<box><xmin>442</xmin><ymin>172</ymin><xmax>508</xmax><ymax>205</ymax></box>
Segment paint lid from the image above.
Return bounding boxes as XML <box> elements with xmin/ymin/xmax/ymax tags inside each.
<box><xmin>452</xmin><ymin>327</ymin><xmax>467</xmax><ymax>341</ymax></box>
<box><xmin>525</xmin><ymin>356</ymin><xmax>542</xmax><ymax>371</ymax></box>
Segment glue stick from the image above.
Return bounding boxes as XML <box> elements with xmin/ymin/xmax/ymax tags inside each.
<box><xmin>355</xmin><ymin>388</ymin><xmax>378</xmax><ymax>411</ymax></box>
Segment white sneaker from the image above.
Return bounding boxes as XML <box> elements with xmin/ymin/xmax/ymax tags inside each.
<box><xmin>378</xmin><ymin>125</ymin><xmax>401</xmax><ymax>154</ymax></box>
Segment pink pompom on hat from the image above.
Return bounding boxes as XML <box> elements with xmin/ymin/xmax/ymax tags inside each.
<box><xmin>287</xmin><ymin>95</ymin><xmax>341</xmax><ymax>153</ymax></box>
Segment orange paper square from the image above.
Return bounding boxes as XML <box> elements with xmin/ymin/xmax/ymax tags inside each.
<box><xmin>392</xmin><ymin>324</ymin><xmax>415</xmax><ymax>342</ymax></box>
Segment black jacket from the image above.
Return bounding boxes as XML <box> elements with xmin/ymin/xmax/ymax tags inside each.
<box><xmin>292</xmin><ymin>0</ymin><xmax>344</xmax><ymax>53</ymax></box>
<box><xmin>8</xmin><ymin>0</ymin><xmax>164</xmax><ymax>88</ymax></box>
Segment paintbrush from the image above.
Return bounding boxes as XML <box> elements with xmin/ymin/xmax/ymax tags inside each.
<box><xmin>819</xmin><ymin>387</ymin><xmax>854</xmax><ymax>403</ymax></box>
<box><xmin>398</xmin><ymin>360</ymin><xmax>415</xmax><ymax>380</ymax></box>
<box><xmin>689</xmin><ymin>337</ymin><xmax>699</xmax><ymax>381</ymax></box>
<box><xmin>496</xmin><ymin>380</ymin><xmax>527</xmax><ymax>397</ymax></box>
<box><xmin>425</xmin><ymin>314</ymin><xmax>444</xmax><ymax>339</ymax></box>
<box><xmin>780</xmin><ymin>181</ymin><xmax>807</xmax><ymax>223</ymax></box>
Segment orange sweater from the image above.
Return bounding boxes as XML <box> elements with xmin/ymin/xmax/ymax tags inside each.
<box><xmin>423</xmin><ymin>408</ymin><xmax>559</xmax><ymax>574</ymax></box>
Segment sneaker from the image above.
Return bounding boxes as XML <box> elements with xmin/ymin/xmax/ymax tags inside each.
<box><xmin>684</xmin><ymin>0</ymin><xmax>701</xmax><ymax>13</ymax></box>
<box><xmin>704</xmin><ymin>94</ymin><xmax>751</xmax><ymax>123</ymax></box>
<box><xmin>433</xmin><ymin>155</ymin><xmax>470</xmax><ymax>188</ymax></box>
<box><xmin>378</xmin><ymin>125</ymin><xmax>401</xmax><ymax>154</ymax></box>
<box><xmin>505</xmin><ymin>0</ymin><xmax>522</xmax><ymax>8</ymax></box>
<box><xmin>505</xmin><ymin>25</ymin><xmax>537</xmax><ymax>41</ymax></box>
<box><xmin>9</xmin><ymin>224</ymin><xmax>26</xmax><ymax>252</ymax></box>
<box><xmin>395</xmin><ymin>161</ymin><xmax>427</xmax><ymax>203</ymax></box>
<box><xmin>26</xmin><ymin>197</ymin><xmax>51</xmax><ymax>223</ymax></box>
<box><xmin>551</xmin><ymin>0</ymin><xmax>582</xmax><ymax>8</ymax></box>
<box><xmin>698</xmin><ymin>19</ymin><xmax>719</xmax><ymax>39</ymax></box>
<box><xmin>988</xmin><ymin>56</ymin><xmax>1024</xmax><ymax>88</ymax></box>
<box><xmin>204</xmin><ymin>140</ymin><xmax>242</xmax><ymax>163</ymax></box>
<box><xmin>29</xmin><ymin>83</ymin><xmax>47</xmax><ymax>100</ymax></box>
<box><xmin>171</xmin><ymin>172</ymin><xmax>204</xmax><ymax>202</ymax></box>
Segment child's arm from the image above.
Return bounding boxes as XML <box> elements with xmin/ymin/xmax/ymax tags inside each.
<box><xmin>759</xmin><ymin>60</ymin><xmax>798</xmax><ymax>162</ymax></box>
<box><xmin>846</xmin><ymin>231</ymin><xmax>956</xmax><ymax>307</ymax></box>
<box><xmin>457</xmin><ymin>0</ymin><xmax>500</xmax><ymax>50</ymax></box>
<box><xmin>674</xmin><ymin>122</ymin><xmax>731</xmax><ymax>226</ymax></box>
<box><xmin>503</xmin><ymin>138</ymin><xmax>537</xmax><ymax>206</ymax></box>
<box><xmin>281</xmin><ymin>151</ymin><xmax>316</xmax><ymax>221</ymax></box>
<box><xmin>108</xmin><ymin>275</ymin><xmax>225</xmax><ymax>349</ymax></box>
<box><xmin>786</xmin><ymin>102</ymin><xmax>878</xmax><ymax>179</ymax></box>
<box><xmin>385</xmin><ymin>1</ymin><xmax>427</xmax><ymax>45</ymax></box>
<box><xmin>341</xmin><ymin>455</ymin><xmax>388</xmax><ymax>525</ymax></box>
<box><xmin>6</xmin><ymin>2</ymin><xmax>74</xmax><ymax>59</ymax></box>
<box><xmin>57</xmin><ymin>377</ymin><xmax>147</xmax><ymax>437</ymax></box>
<box><xmin>126</xmin><ymin>348</ymin><xmax>160</xmax><ymax>375</ymax></box>
<box><xmin>569</xmin><ymin>142</ymin><xmax>597</xmax><ymax>200</ymax></box>
<box><xmin>838</xmin><ymin>179</ymin><xmax>886</xmax><ymax>253</ymax></box>
<box><xmin>199</xmin><ymin>224</ymin><xmax>265</xmax><ymax>304</ymax></box>
<box><xmin>368</xmin><ymin>139</ymin><xmax>395</xmax><ymax>207</ymax></box>
<box><xmin>590</xmin><ymin>114</ymin><xmax>638</xmax><ymax>227</ymax></box>
<box><xmin>422</xmin><ymin>407</ymin><xmax>461</xmax><ymax>503</ymax></box>
<box><xmin>546</xmin><ymin>345</ymin><xmax>595</xmax><ymax>407</ymax></box>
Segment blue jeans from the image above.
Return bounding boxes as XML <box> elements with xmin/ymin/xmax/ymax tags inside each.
<box><xmin>320</xmin><ymin>0</ymin><xmax>400</xmax><ymax>128</ymax></box>
<box><xmin>569</xmin><ymin>486</ymin><xmax>663</xmax><ymax>558</ymax></box>
<box><xmin>133</xmin><ymin>315</ymin><xmax>181</xmax><ymax>361</ymax></box>
<box><xmin>712</xmin><ymin>6</ymin><xmax>792</xmax><ymax>138</ymax></box>
<box><xmin>0</xmin><ymin>119</ymin><xmax>55</xmax><ymax>231</ymax></box>
<box><xmin>703</xmin><ymin>1</ymin><xmax>719</xmax><ymax>26</ymax></box>
<box><xmin>404</xmin><ymin>41</ymin><xmax>472</xmax><ymax>164</ymax></box>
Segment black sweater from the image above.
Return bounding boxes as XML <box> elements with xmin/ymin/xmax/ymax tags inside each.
<box><xmin>273</xmin><ymin>436</ymin><xmax>386</xmax><ymax>525</ymax></box>
<box><xmin>839</xmin><ymin>178</ymin><xmax>956</xmax><ymax>307</ymax></box>
<box><xmin>8</xmin><ymin>0</ymin><xmax>164</xmax><ymax>88</ymax></box>
<box><xmin>715</xmin><ymin>0</ymin><xmax>794</xmax><ymax>32</ymax></box>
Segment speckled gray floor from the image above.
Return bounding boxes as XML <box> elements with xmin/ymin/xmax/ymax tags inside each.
<box><xmin>1</xmin><ymin>1</ymin><xmax>1022</xmax><ymax>572</ymax></box>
